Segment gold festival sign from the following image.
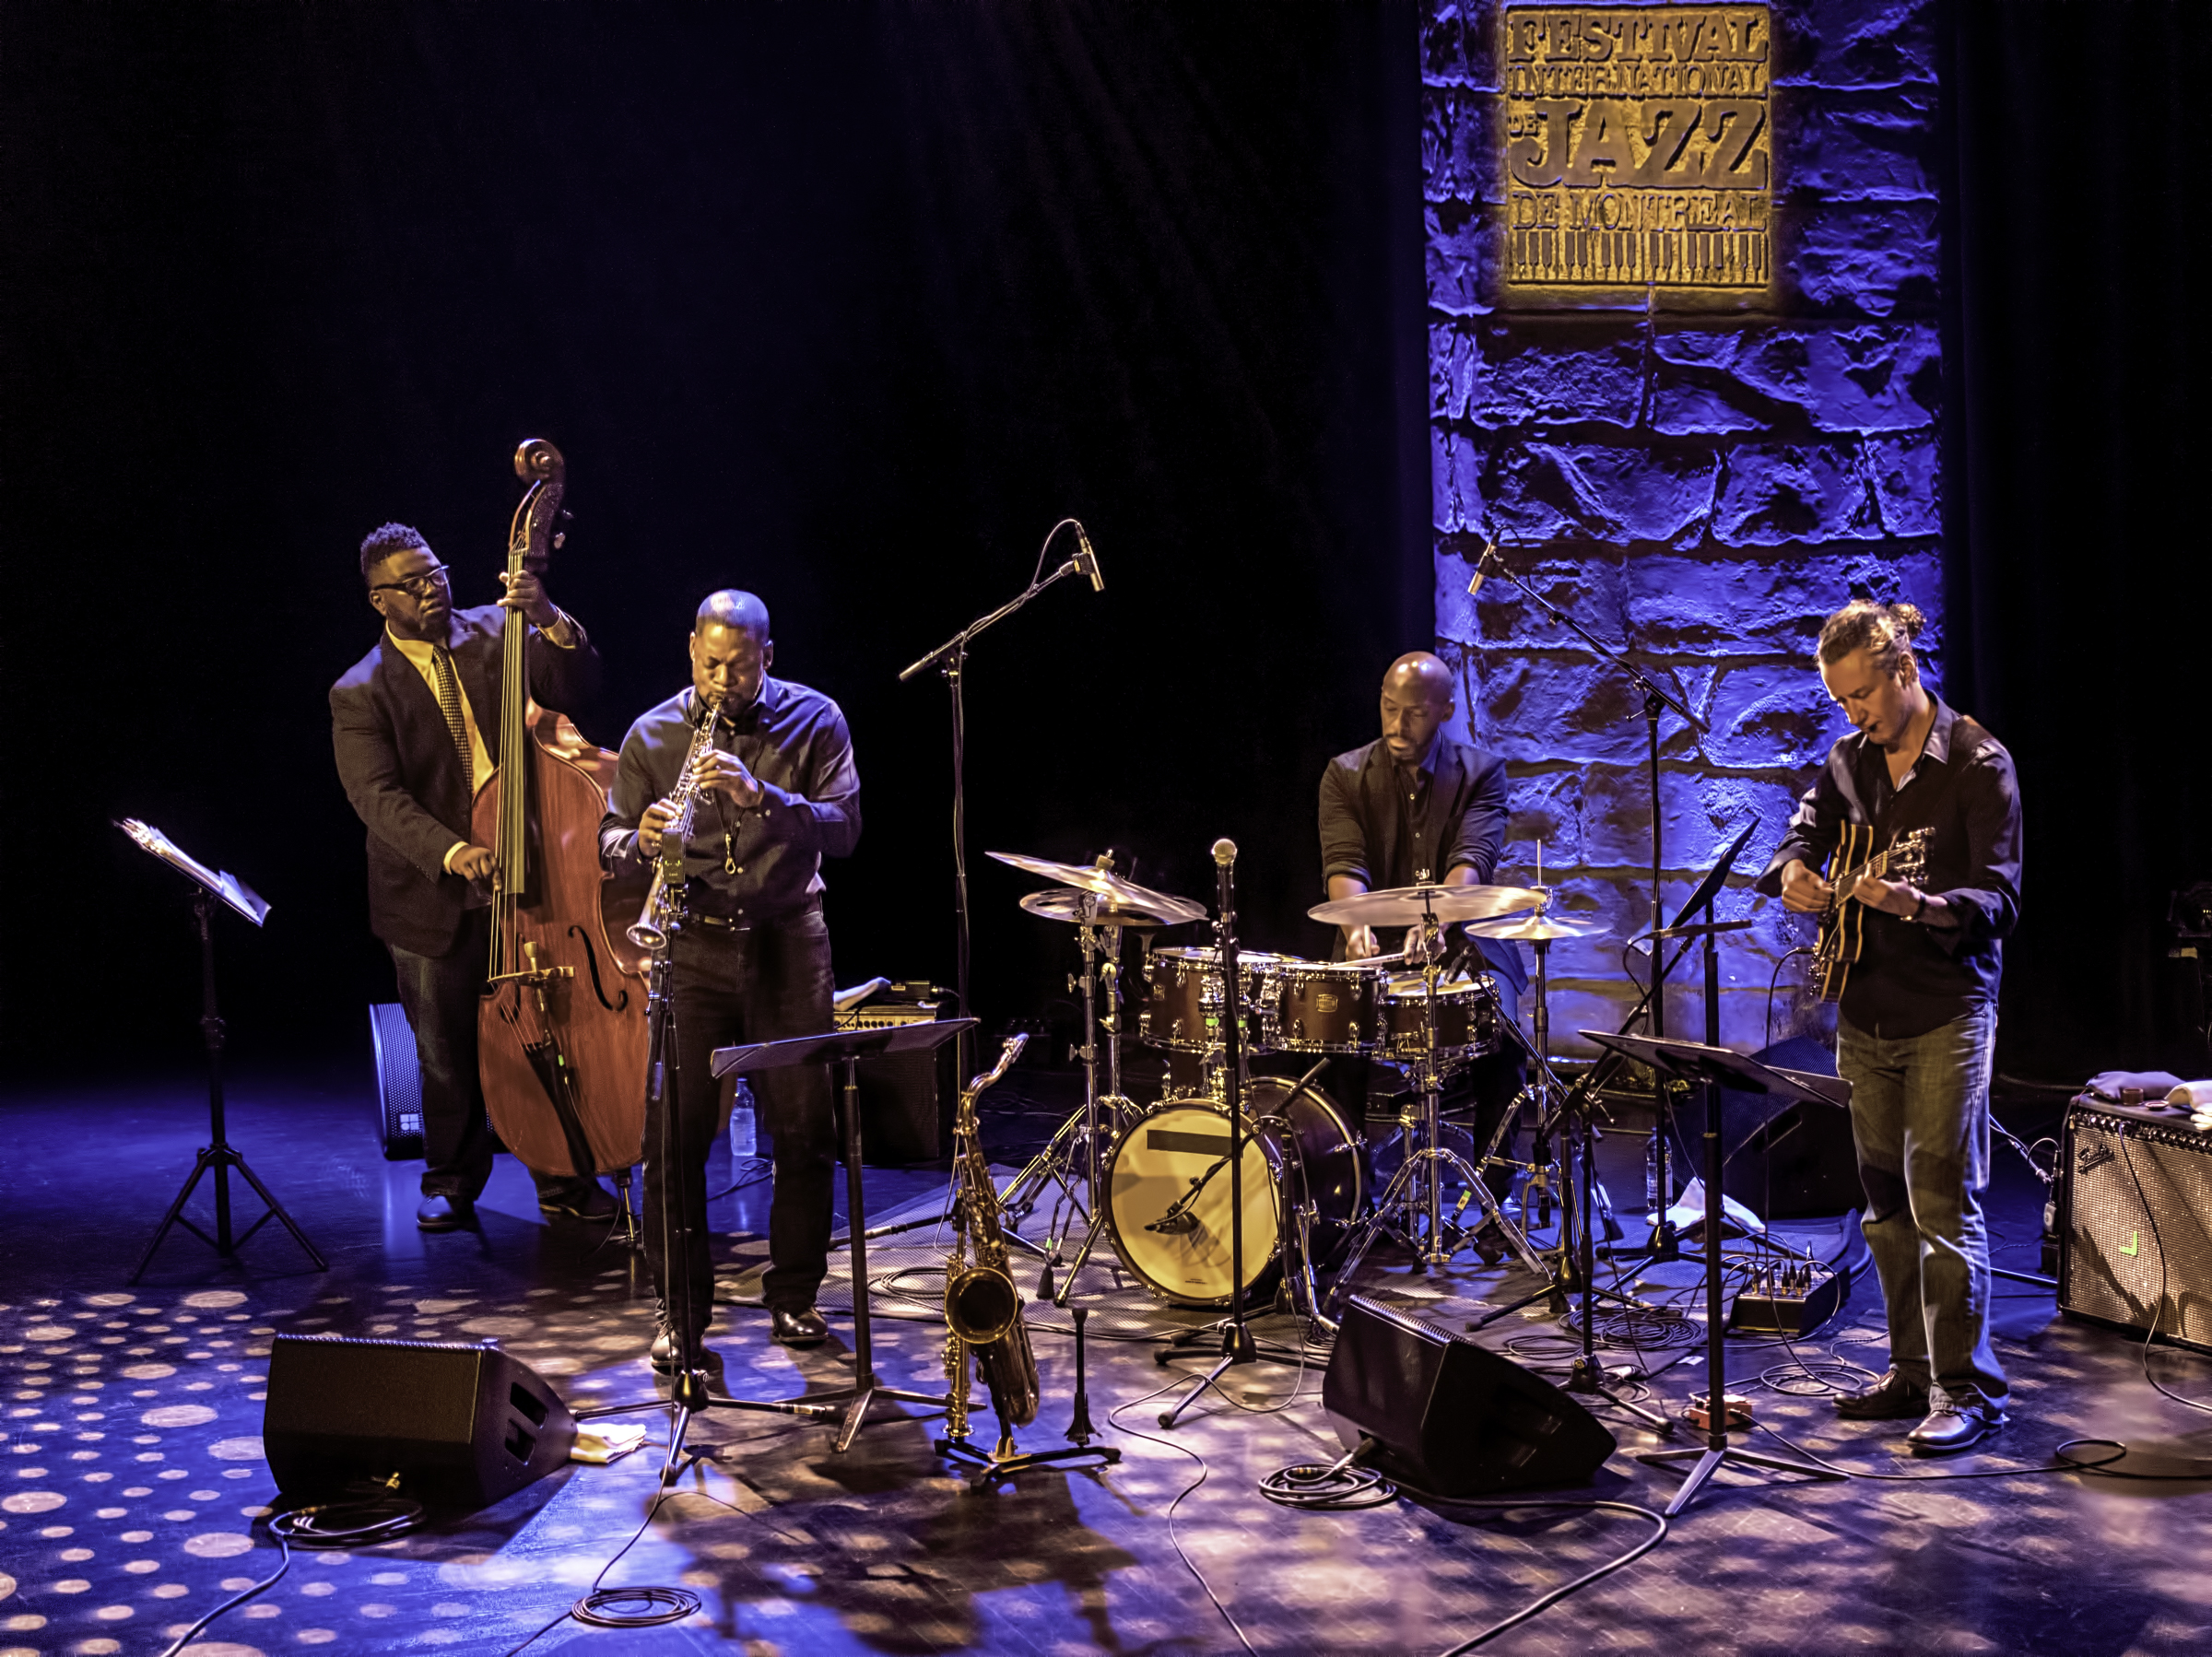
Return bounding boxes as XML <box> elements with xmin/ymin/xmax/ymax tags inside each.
<box><xmin>1499</xmin><ymin>5</ymin><xmax>1772</xmax><ymax>293</ymax></box>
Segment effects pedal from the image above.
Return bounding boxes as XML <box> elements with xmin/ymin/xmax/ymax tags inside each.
<box><xmin>1686</xmin><ymin>1392</ymin><xmax>1754</xmax><ymax>1430</ymax></box>
<box><xmin>1728</xmin><ymin>1258</ymin><xmax>1845</xmax><ymax>1338</ymax></box>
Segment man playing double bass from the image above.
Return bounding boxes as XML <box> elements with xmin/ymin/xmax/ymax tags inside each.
<box><xmin>600</xmin><ymin>590</ymin><xmax>861</xmax><ymax>1363</ymax></box>
<box><xmin>1758</xmin><ymin>599</ymin><xmax>2022</xmax><ymax>1454</ymax></box>
<box><xmin>331</xmin><ymin>523</ymin><xmax>617</xmax><ymax>1231</ymax></box>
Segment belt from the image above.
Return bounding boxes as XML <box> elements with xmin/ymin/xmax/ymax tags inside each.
<box><xmin>691</xmin><ymin>912</ymin><xmax>751</xmax><ymax>931</ymax></box>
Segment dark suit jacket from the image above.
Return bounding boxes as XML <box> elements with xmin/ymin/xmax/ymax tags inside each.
<box><xmin>331</xmin><ymin>604</ymin><xmax>602</xmax><ymax>958</ymax></box>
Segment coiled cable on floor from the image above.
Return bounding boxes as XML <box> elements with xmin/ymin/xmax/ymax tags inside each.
<box><xmin>1261</xmin><ymin>1434</ymin><xmax>1397</xmax><ymax>1510</ymax></box>
<box><xmin>268</xmin><ymin>1489</ymin><xmax>426</xmax><ymax>1547</ymax></box>
<box><xmin>571</xmin><ymin>1583</ymin><xmax>705</xmax><ymax>1627</ymax></box>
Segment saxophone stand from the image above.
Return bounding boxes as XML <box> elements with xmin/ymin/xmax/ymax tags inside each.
<box><xmin>118</xmin><ymin>820</ymin><xmax>326</xmax><ymax>1282</ymax></box>
<box><xmin>1584</xmin><ymin>1028</ymin><xmax>1850</xmax><ymax>1514</ymax></box>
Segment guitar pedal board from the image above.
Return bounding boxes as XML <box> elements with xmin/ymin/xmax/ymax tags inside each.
<box><xmin>1728</xmin><ymin>1257</ymin><xmax>1847</xmax><ymax>1338</ymax></box>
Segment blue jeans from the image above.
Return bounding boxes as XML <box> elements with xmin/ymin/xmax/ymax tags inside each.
<box><xmin>1837</xmin><ymin>1006</ymin><xmax>2008</xmax><ymax>1404</ymax></box>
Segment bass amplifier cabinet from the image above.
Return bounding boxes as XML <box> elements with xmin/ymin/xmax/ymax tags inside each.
<box><xmin>1324</xmin><ymin>1295</ymin><xmax>1617</xmax><ymax>1494</ymax></box>
<box><xmin>2059</xmin><ymin>1096</ymin><xmax>2212</xmax><ymax>1354</ymax></box>
<box><xmin>837</xmin><ymin>983</ymin><xmax>958</xmax><ymax>1166</ymax></box>
<box><xmin>368</xmin><ymin>1003</ymin><xmax>424</xmax><ymax>1160</ymax></box>
<box><xmin>264</xmin><ymin>1335</ymin><xmax>575</xmax><ymax>1510</ymax></box>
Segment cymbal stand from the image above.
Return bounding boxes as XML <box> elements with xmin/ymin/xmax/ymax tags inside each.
<box><xmin>1041</xmin><ymin>904</ymin><xmax>1136</xmax><ymax>1303</ymax></box>
<box><xmin>1324</xmin><ymin>905</ymin><xmax>1547</xmax><ymax>1314</ymax></box>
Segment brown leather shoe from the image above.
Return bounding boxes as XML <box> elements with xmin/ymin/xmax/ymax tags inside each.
<box><xmin>1833</xmin><ymin>1369</ymin><xmax>1931</xmax><ymax>1420</ymax></box>
<box><xmin>771</xmin><ymin>1306</ymin><xmax>829</xmax><ymax>1347</ymax></box>
<box><xmin>1907</xmin><ymin>1393</ymin><xmax>2006</xmax><ymax>1456</ymax></box>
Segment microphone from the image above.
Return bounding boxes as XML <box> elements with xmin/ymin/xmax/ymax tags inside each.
<box><xmin>1212</xmin><ymin>838</ymin><xmax>1238</xmax><ymax>868</ymax></box>
<box><xmin>1074</xmin><ymin>523</ymin><xmax>1104</xmax><ymax>593</ymax></box>
<box><xmin>1466</xmin><ymin>537</ymin><xmax>1498</xmax><ymax>598</ymax></box>
<box><xmin>1145</xmin><ymin>1208</ymin><xmax>1198</xmax><ymax>1236</ymax></box>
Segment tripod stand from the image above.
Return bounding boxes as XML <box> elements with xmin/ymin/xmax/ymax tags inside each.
<box><xmin>1586</xmin><ymin>1027</ymin><xmax>1848</xmax><ymax>1515</ymax></box>
<box><xmin>119</xmin><ymin>820</ymin><xmax>325</xmax><ymax>1282</ymax></box>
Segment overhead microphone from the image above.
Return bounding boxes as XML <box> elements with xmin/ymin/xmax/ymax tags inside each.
<box><xmin>1074</xmin><ymin>523</ymin><xmax>1104</xmax><ymax>593</ymax></box>
<box><xmin>1466</xmin><ymin>537</ymin><xmax>1498</xmax><ymax>597</ymax></box>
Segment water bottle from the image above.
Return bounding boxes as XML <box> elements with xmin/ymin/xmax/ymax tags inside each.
<box><xmin>730</xmin><ymin>1079</ymin><xmax>758</xmax><ymax>1167</ymax></box>
<box><xmin>1644</xmin><ymin>1131</ymin><xmax>1661</xmax><ymax>1216</ymax></box>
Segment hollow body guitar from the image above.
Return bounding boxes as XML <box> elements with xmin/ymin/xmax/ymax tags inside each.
<box><xmin>1812</xmin><ymin>824</ymin><xmax>1933</xmax><ymax>1003</ymax></box>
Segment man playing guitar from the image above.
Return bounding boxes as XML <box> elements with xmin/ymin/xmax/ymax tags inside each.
<box><xmin>1757</xmin><ymin>600</ymin><xmax>2023</xmax><ymax>1454</ymax></box>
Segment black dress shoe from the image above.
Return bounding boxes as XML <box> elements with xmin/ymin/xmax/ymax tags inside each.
<box><xmin>539</xmin><ymin>1181</ymin><xmax>618</xmax><ymax>1222</ymax></box>
<box><xmin>649</xmin><ymin>1309</ymin><xmax>711</xmax><ymax>1373</ymax></box>
<box><xmin>1907</xmin><ymin>1393</ymin><xmax>2006</xmax><ymax>1456</ymax></box>
<box><xmin>771</xmin><ymin>1306</ymin><xmax>829</xmax><ymax>1347</ymax></box>
<box><xmin>1833</xmin><ymin>1369</ymin><xmax>1931</xmax><ymax>1420</ymax></box>
<box><xmin>417</xmin><ymin>1193</ymin><xmax>475</xmax><ymax>1232</ymax></box>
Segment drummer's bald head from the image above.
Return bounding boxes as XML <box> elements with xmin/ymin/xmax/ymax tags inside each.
<box><xmin>1379</xmin><ymin>652</ymin><xmax>1455</xmax><ymax>764</ymax></box>
<box><xmin>1383</xmin><ymin>652</ymin><xmax>1454</xmax><ymax>707</ymax></box>
<box><xmin>697</xmin><ymin>589</ymin><xmax>771</xmax><ymax>643</ymax></box>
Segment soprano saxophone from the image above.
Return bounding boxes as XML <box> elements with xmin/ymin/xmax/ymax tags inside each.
<box><xmin>626</xmin><ymin>694</ymin><xmax>720</xmax><ymax>952</ymax></box>
<box><xmin>944</xmin><ymin>1035</ymin><xmax>1040</xmax><ymax>1449</ymax></box>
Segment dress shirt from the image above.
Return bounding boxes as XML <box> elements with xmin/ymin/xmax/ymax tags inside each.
<box><xmin>385</xmin><ymin>613</ymin><xmax>578</xmax><ymax>872</ymax></box>
<box><xmin>600</xmin><ymin>678</ymin><xmax>861</xmax><ymax>924</ymax></box>
<box><xmin>1757</xmin><ymin>698</ymin><xmax>2023</xmax><ymax>1040</ymax></box>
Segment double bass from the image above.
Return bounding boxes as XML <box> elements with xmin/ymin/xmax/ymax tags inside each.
<box><xmin>472</xmin><ymin>440</ymin><xmax>651</xmax><ymax>1183</ymax></box>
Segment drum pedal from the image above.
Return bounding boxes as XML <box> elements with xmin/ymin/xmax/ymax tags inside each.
<box><xmin>1727</xmin><ymin>1260</ymin><xmax>1845</xmax><ymax>1338</ymax></box>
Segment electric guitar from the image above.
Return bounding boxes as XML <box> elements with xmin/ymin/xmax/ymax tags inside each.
<box><xmin>1811</xmin><ymin>825</ymin><xmax>1933</xmax><ymax>1002</ymax></box>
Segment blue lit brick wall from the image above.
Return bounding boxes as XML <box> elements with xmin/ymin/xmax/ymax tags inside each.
<box><xmin>1420</xmin><ymin>0</ymin><xmax>1942</xmax><ymax>1052</ymax></box>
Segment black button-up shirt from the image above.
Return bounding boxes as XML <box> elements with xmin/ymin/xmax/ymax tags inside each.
<box><xmin>1319</xmin><ymin>734</ymin><xmax>1525</xmax><ymax>991</ymax></box>
<box><xmin>1756</xmin><ymin>698</ymin><xmax>2022</xmax><ymax>1039</ymax></box>
<box><xmin>599</xmin><ymin>677</ymin><xmax>861</xmax><ymax>923</ymax></box>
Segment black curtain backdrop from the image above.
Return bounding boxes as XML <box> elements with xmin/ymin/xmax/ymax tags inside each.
<box><xmin>1</xmin><ymin>2</ymin><xmax>1430</xmax><ymax>1073</ymax></box>
<box><xmin>1947</xmin><ymin>1</ymin><xmax>2212</xmax><ymax>1076</ymax></box>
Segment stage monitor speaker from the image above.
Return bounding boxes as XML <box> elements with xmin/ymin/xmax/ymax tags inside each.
<box><xmin>368</xmin><ymin>1003</ymin><xmax>424</xmax><ymax>1160</ymax></box>
<box><xmin>264</xmin><ymin>1335</ymin><xmax>575</xmax><ymax>1509</ymax></box>
<box><xmin>1323</xmin><ymin>1295</ymin><xmax>1617</xmax><ymax>1495</ymax></box>
<box><xmin>2059</xmin><ymin>1097</ymin><xmax>2212</xmax><ymax>1354</ymax></box>
<box><xmin>1682</xmin><ymin>1035</ymin><xmax>1861</xmax><ymax>1219</ymax></box>
<box><xmin>839</xmin><ymin>984</ymin><xmax>957</xmax><ymax>1166</ymax></box>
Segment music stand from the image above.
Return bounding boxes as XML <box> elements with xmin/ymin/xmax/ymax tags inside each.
<box><xmin>1580</xmin><ymin>1029</ymin><xmax>1849</xmax><ymax>1515</ymax></box>
<box><xmin>708</xmin><ymin>1019</ymin><xmax>976</xmax><ymax>1456</ymax></box>
<box><xmin>117</xmin><ymin>820</ymin><xmax>326</xmax><ymax>1281</ymax></box>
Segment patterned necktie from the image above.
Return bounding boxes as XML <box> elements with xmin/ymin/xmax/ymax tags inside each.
<box><xmin>429</xmin><ymin>644</ymin><xmax>474</xmax><ymax>783</ymax></box>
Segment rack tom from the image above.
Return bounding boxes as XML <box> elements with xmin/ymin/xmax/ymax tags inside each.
<box><xmin>1137</xmin><ymin>946</ymin><xmax>1286</xmax><ymax>1052</ymax></box>
<box><xmin>1258</xmin><ymin>958</ymin><xmax>1384</xmax><ymax>1053</ymax></box>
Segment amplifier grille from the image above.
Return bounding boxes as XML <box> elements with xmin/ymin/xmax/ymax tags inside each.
<box><xmin>2061</xmin><ymin>1105</ymin><xmax>2212</xmax><ymax>1354</ymax></box>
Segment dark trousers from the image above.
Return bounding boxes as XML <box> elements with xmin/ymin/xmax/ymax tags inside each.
<box><xmin>652</xmin><ymin>902</ymin><xmax>836</xmax><ymax>1334</ymax></box>
<box><xmin>387</xmin><ymin>908</ymin><xmax>601</xmax><ymax>1205</ymax></box>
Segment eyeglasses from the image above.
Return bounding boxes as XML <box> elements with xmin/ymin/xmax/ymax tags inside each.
<box><xmin>371</xmin><ymin>564</ymin><xmax>451</xmax><ymax>598</ymax></box>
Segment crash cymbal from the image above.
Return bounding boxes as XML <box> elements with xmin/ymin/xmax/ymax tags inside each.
<box><xmin>987</xmin><ymin>851</ymin><xmax>1209</xmax><ymax>926</ymax></box>
<box><xmin>1018</xmin><ymin>887</ymin><xmax>1194</xmax><ymax>929</ymax></box>
<box><xmin>1307</xmin><ymin>882</ymin><xmax>1547</xmax><ymax>929</ymax></box>
<box><xmin>1463</xmin><ymin>911</ymin><xmax>1609</xmax><ymax>942</ymax></box>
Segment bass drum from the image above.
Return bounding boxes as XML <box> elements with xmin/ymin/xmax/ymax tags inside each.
<box><xmin>1103</xmin><ymin>1076</ymin><xmax>1367</xmax><ymax>1309</ymax></box>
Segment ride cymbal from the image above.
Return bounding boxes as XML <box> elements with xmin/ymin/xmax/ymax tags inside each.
<box><xmin>1308</xmin><ymin>882</ymin><xmax>1546</xmax><ymax>929</ymax></box>
<box><xmin>987</xmin><ymin>851</ymin><xmax>1208</xmax><ymax>926</ymax></box>
<box><xmin>1463</xmin><ymin>911</ymin><xmax>1608</xmax><ymax>942</ymax></box>
<box><xmin>1018</xmin><ymin>887</ymin><xmax>1194</xmax><ymax>929</ymax></box>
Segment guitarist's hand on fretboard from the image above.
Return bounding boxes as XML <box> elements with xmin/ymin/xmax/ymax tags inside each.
<box><xmin>1778</xmin><ymin>858</ymin><xmax>1832</xmax><ymax>913</ymax></box>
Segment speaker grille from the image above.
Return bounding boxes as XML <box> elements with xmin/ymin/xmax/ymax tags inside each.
<box><xmin>2061</xmin><ymin>1105</ymin><xmax>2212</xmax><ymax>1354</ymax></box>
<box><xmin>369</xmin><ymin>1003</ymin><xmax>425</xmax><ymax>1160</ymax></box>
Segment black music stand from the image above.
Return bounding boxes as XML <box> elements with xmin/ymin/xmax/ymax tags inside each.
<box><xmin>1581</xmin><ymin>1029</ymin><xmax>1849</xmax><ymax>1515</ymax></box>
<box><xmin>119</xmin><ymin>820</ymin><xmax>326</xmax><ymax>1282</ymax></box>
<box><xmin>714</xmin><ymin>1020</ymin><xmax>975</xmax><ymax>1453</ymax></box>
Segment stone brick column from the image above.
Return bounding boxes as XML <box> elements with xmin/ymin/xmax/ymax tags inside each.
<box><xmin>1420</xmin><ymin>0</ymin><xmax>1943</xmax><ymax>1052</ymax></box>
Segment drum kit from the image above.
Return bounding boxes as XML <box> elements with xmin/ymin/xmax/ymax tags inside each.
<box><xmin>984</xmin><ymin>850</ymin><xmax>1614</xmax><ymax>1328</ymax></box>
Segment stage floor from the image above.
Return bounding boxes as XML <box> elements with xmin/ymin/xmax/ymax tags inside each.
<box><xmin>2</xmin><ymin>1059</ymin><xmax>2208</xmax><ymax>1656</ymax></box>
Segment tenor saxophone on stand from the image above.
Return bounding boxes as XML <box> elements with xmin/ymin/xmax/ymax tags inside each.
<box><xmin>944</xmin><ymin>1035</ymin><xmax>1040</xmax><ymax>1451</ymax></box>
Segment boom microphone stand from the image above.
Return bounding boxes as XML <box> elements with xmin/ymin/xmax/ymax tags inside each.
<box><xmin>119</xmin><ymin>820</ymin><xmax>325</xmax><ymax>1281</ymax></box>
<box><xmin>898</xmin><ymin>518</ymin><xmax>1104</xmax><ymax>1081</ymax></box>
<box><xmin>1466</xmin><ymin>538</ymin><xmax>1708</xmax><ymax>1247</ymax></box>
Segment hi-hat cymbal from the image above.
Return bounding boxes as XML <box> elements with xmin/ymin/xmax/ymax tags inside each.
<box><xmin>988</xmin><ymin>851</ymin><xmax>1208</xmax><ymax>926</ymax></box>
<box><xmin>1308</xmin><ymin>882</ymin><xmax>1546</xmax><ymax>929</ymax></box>
<box><xmin>1464</xmin><ymin>911</ymin><xmax>1609</xmax><ymax>942</ymax></box>
<box><xmin>1018</xmin><ymin>887</ymin><xmax>1194</xmax><ymax>929</ymax></box>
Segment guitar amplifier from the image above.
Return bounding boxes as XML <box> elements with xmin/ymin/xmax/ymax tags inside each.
<box><xmin>837</xmin><ymin>982</ymin><xmax>958</xmax><ymax>1167</ymax></box>
<box><xmin>2059</xmin><ymin>1095</ymin><xmax>2212</xmax><ymax>1354</ymax></box>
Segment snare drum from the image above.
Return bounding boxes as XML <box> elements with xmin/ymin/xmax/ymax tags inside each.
<box><xmin>1137</xmin><ymin>946</ymin><xmax>1287</xmax><ymax>1052</ymax></box>
<box><xmin>1257</xmin><ymin>958</ymin><xmax>1384</xmax><ymax>1053</ymax></box>
<box><xmin>1377</xmin><ymin>972</ymin><xmax>1502</xmax><ymax>1065</ymax></box>
<box><xmin>1102</xmin><ymin>1077</ymin><xmax>1367</xmax><ymax>1307</ymax></box>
